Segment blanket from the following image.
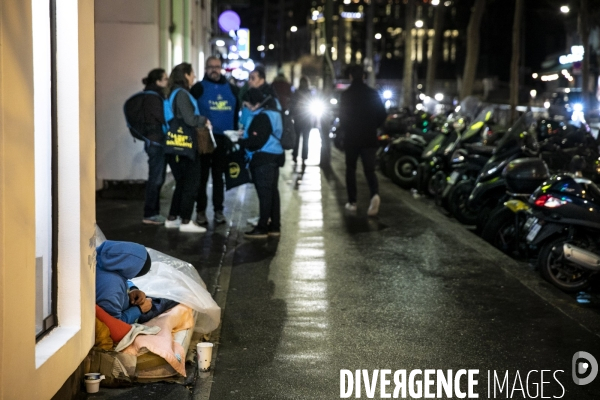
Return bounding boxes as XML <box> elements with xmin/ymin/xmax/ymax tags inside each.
<box><xmin>120</xmin><ymin>304</ymin><xmax>195</xmax><ymax>376</ymax></box>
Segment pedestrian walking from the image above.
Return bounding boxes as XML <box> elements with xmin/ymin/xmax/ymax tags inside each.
<box><xmin>338</xmin><ymin>65</ymin><xmax>387</xmax><ymax>216</ymax></box>
<box><xmin>164</xmin><ymin>62</ymin><xmax>210</xmax><ymax>233</ymax></box>
<box><xmin>289</xmin><ymin>76</ymin><xmax>313</xmax><ymax>170</ymax></box>
<box><xmin>190</xmin><ymin>56</ymin><xmax>239</xmax><ymax>225</ymax></box>
<box><xmin>238</xmin><ymin>88</ymin><xmax>284</xmax><ymax>239</ymax></box>
<box><xmin>271</xmin><ymin>70</ymin><xmax>292</xmax><ymax>110</ymax></box>
<box><xmin>140</xmin><ymin>68</ymin><xmax>169</xmax><ymax>225</ymax></box>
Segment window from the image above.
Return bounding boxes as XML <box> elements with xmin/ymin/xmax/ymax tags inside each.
<box><xmin>34</xmin><ymin>0</ymin><xmax>58</xmax><ymax>339</ymax></box>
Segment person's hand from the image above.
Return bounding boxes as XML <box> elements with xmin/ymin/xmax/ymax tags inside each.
<box><xmin>139</xmin><ymin>298</ymin><xmax>153</xmax><ymax>313</ymax></box>
<box><xmin>205</xmin><ymin>119</ymin><xmax>213</xmax><ymax>130</ymax></box>
<box><xmin>128</xmin><ymin>289</ymin><xmax>146</xmax><ymax>305</ymax></box>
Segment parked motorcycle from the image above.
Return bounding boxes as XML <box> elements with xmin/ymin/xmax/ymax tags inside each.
<box><xmin>385</xmin><ymin>97</ymin><xmax>481</xmax><ymax>190</ymax></box>
<box><xmin>480</xmin><ymin>157</ymin><xmax>550</xmax><ymax>259</ymax></box>
<box><xmin>452</xmin><ymin>112</ymin><xmax>539</xmax><ymax>227</ymax></box>
<box><xmin>525</xmin><ymin>166</ymin><xmax>600</xmax><ymax>292</ymax></box>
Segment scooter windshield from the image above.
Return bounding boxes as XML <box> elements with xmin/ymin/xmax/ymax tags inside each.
<box><xmin>494</xmin><ymin>112</ymin><xmax>537</xmax><ymax>155</ymax></box>
<box><xmin>461</xmin><ymin>105</ymin><xmax>496</xmax><ymax>142</ymax></box>
<box><xmin>457</xmin><ymin>96</ymin><xmax>482</xmax><ymax>121</ymax></box>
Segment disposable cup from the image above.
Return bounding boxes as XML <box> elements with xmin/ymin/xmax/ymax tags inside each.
<box><xmin>197</xmin><ymin>342</ymin><xmax>214</xmax><ymax>371</ymax></box>
<box><xmin>85</xmin><ymin>379</ymin><xmax>101</xmax><ymax>394</ymax></box>
<box><xmin>84</xmin><ymin>373</ymin><xmax>104</xmax><ymax>381</ymax></box>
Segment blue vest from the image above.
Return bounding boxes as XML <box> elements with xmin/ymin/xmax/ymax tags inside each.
<box><xmin>242</xmin><ymin>108</ymin><xmax>284</xmax><ymax>157</ymax></box>
<box><xmin>196</xmin><ymin>79</ymin><xmax>237</xmax><ymax>135</ymax></box>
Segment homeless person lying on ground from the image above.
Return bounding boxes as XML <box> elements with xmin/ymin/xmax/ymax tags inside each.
<box><xmin>96</xmin><ymin>240</ymin><xmax>178</xmax><ymax>324</ymax></box>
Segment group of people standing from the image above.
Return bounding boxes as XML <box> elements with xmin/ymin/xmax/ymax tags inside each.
<box><xmin>139</xmin><ymin>56</ymin><xmax>313</xmax><ymax>238</ymax></box>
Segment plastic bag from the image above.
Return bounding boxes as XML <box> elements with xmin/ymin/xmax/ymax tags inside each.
<box><xmin>131</xmin><ymin>249</ymin><xmax>221</xmax><ymax>334</ymax></box>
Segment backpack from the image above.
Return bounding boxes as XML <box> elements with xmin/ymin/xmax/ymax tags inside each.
<box><xmin>277</xmin><ymin>109</ymin><xmax>297</xmax><ymax>150</ymax></box>
<box><xmin>123</xmin><ymin>91</ymin><xmax>169</xmax><ymax>143</ymax></box>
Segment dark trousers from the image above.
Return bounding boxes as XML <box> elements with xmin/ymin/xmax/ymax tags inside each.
<box><xmin>167</xmin><ymin>155</ymin><xmax>202</xmax><ymax>221</ymax></box>
<box><xmin>251</xmin><ymin>162</ymin><xmax>281</xmax><ymax>231</ymax></box>
<box><xmin>144</xmin><ymin>143</ymin><xmax>167</xmax><ymax>218</ymax></box>
<box><xmin>345</xmin><ymin>146</ymin><xmax>379</xmax><ymax>204</ymax></box>
<box><xmin>292</xmin><ymin>123</ymin><xmax>311</xmax><ymax>161</ymax></box>
<box><xmin>197</xmin><ymin>135</ymin><xmax>229</xmax><ymax>213</ymax></box>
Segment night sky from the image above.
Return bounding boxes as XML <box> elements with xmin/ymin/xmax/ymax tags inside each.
<box><xmin>228</xmin><ymin>0</ymin><xmax>570</xmax><ymax>81</ymax></box>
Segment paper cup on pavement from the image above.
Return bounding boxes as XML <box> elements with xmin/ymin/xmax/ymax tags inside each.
<box><xmin>197</xmin><ymin>342</ymin><xmax>214</xmax><ymax>371</ymax></box>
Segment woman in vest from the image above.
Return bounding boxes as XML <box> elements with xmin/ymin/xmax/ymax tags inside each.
<box><xmin>238</xmin><ymin>88</ymin><xmax>284</xmax><ymax>239</ymax></box>
<box><xmin>164</xmin><ymin>63</ymin><xmax>210</xmax><ymax>233</ymax></box>
<box><xmin>141</xmin><ymin>68</ymin><xmax>169</xmax><ymax>225</ymax></box>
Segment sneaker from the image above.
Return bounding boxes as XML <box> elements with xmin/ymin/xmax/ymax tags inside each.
<box><xmin>164</xmin><ymin>218</ymin><xmax>181</xmax><ymax>229</ymax></box>
<box><xmin>247</xmin><ymin>216</ymin><xmax>260</xmax><ymax>226</ymax></box>
<box><xmin>142</xmin><ymin>215</ymin><xmax>166</xmax><ymax>225</ymax></box>
<box><xmin>367</xmin><ymin>194</ymin><xmax>381</xmax><ymax>217</ymax></box>
<box><xmin>244</xmin><ymin>227</ymin><xmax>268</xmax><ymax>239</ymax></box>
<box><xmin>214</xmin><ymin>211</ymin><xmax>226</xmax><ymax>224</ymax></box>
<box><xmin>179</xmin><ymin>221</ymin><xmax>207</xmax><ymax>233</ymax></box>
<box><xmin>195</xmin><ymin>211</ymin><xmax>208</xmax><ymax>226</ymax></box>
<box><xmin>345</xmin><ymin>202</ymin><xmax>357</xmax><ymax>212</ymax></box>
<box><xmin>268</xmin><ymin>224</ymin><xmax>281</xmax><ymax>237</ymax></box>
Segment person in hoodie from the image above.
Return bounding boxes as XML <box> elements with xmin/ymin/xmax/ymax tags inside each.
<box><xmin>141</xmin><ymin>68</ymin><xmax>169</xmax><ymax>226</ymax></box>
<box><xmin>190</xmin><ymin>56</ymin><xmax>240</xmax><ymax>226</ymax></box>
<box><xmin>238</xmin><ymin>88</ymin><xmax>284</xmax><ymax>239</ymax></box>
<box><xmin>95</xmin><ymin>240</ymin><xmax>154</xmax><ymax>324</ymax></box>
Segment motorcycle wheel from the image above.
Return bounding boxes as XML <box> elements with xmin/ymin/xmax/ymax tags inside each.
<box><xmin>387</xmin><ymin>154</ymin><xmax>419</xmax><ymax>189</ymax></box>
<box><xmin>538</xmin><ymin>236</ymin><xmax>591</xmax><ymax>293</ymax></box>
<box><xmin>481</xmin><ymin>207</ymin><xmax>528</xmax><ymax>259</ymax></box>
<box><xmin>449</xmin><ymin>180</ymin><xmax>478</xmax><ymax>225</ymax></box>
<box><xmin>475</xmin><ymin>205</ymin><xmax>494</xmax><ymax>234</ymax></box>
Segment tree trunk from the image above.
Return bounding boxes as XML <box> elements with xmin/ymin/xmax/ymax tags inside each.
<box><xmin>403</xmin><ymin>0</ymin><xmax>416</xmax><ymax>109</ymax></box>
<box><xmin>579</xmin><ymin>0</ymin><xmax>591</xmax><ymax>117</ymax></box>
<box><xmin>509</xmin><ymin>0</ymin><xmax>524</xmax><ymax>123</ymax></box>
<box><xmin>426</xmin><ymin>4</ymin><xmax>445</xmax><ymax>96</ymax></box>
<box><xmin>460</xmin><ymin>0</ymin><xmax>486</xmax><ymax>100</ymax></box>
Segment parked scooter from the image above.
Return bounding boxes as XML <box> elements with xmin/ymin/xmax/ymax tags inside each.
<box><xmin>480</xmin><ymin>157</ymin><xmax>550</xmax><ymax>259</ymax></box>
<box><xmin>385</xmin><ymin>97</ymin><xmax>481</xmax><ymax>190</ymax></box>
<box><xmin>525</xmin><ymin>159</ymin><xmax>600</xmax><ymax>292</ymax></box>
<box><xmin>452</xmin><ymin>112</ymin><xmax>539</xmax><ymax>227</ymax></box>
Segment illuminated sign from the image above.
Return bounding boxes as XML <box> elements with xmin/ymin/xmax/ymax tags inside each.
<box><xmin>340</xmin><ymin>12</ymin><xmax>363</xmax><ymax>19</ymax></box>
<box><xmin>559</xmin><ymin>45</ymin><xmax>584</xmax><ymax>65</ymax></box>
<box><xmin>237</xmin><ymin>28</ymin><xmax>249</xmax><ymax>59</ymax></box>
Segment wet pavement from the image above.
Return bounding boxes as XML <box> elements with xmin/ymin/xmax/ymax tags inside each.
<box><xmin>96</xmin><ymin>138</ymin><xmax>600</xmax><ymax>399</ymax></box>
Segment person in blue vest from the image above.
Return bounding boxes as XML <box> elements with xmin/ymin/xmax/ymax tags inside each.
<box><xmin>164</xmin><ymin>62</ymin><xmax>209</xmax><ymax>233</ymax></box>
<box><xmin>190</xmin><ymin>56</ymin><xmax>240</xmax><ymax>226</ymax></box>
<box><xmin>238</xmin><ymin>88</ymin><xmax>284</xmax><ymax>239</ymax></box>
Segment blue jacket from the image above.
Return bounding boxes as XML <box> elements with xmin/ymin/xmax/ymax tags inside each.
<box><xmin>96</xmin><ymin>241</ymin><xmax>148</xmax><ymax>323</ymax></box>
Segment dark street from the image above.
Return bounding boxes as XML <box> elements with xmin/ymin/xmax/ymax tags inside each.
<box><xmin>98</xmin><ymin>141</ymin><xmax>600</xmax><ymax>400</ymax></box>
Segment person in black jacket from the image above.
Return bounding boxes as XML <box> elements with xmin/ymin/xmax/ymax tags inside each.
<box><xmin>141</xmin><ymin>68</ymin><xmax>169</xmax><ymax>225</ymax></box>
<box><xmin>338</xmin><ymin>65</ymin><xmax>387</xmax><ymax>216</ymax></box>
<box><xmin>238</xmin><ymin>88</ymin><xmax>284</xmax><ymax>239</ymax></box>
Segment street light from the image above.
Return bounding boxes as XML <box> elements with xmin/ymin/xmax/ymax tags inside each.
<box><xmin>560</xmin><ymin>5</ymin><xmax>570</xmax><ymax>13</ymax></box>
<box><xmin>415</xmin><ymin>20</ymin><xmax>424</xmax><ymax>28</ymax></box>
<box><xmin>257</xmin><ymin>45</ymin><xmax>265</xmax><ymax>51</ymax></box>
<box><xmin>215</xmin><ymin>40</ymin><xmax>225</xmax><ymax>47</ymax></box>
<box><xmin>268</xmin><ymin>44</ymin><xmax>275</xmax><ymax>50</ymax></box>
<box><xmin>375</xmin><ymin>33</ymin><xmax>382</xmax><ymax>40</ymax></box>
<box><xmin>432</xmin><ymin>0</ymin><xmax>440</xmax><ymax>5</ymax></box>
<box><xmin>290</xmin><ymin>26</ymin><xmax>297</xmax><ymax>32</ymax></box>
<box><xmin>532</xmin><ymin>73</ymin><xmax>538</xmax><ymax>79</ymax></box>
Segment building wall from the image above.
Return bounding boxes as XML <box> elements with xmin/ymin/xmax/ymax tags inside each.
<box><xmin>0</xmin><ymin>0</ymin><xmax>96</xmax><ymax>399</ymax></box>
<box><xmin>95</xmin><ymin>0</ymin><xmax>213</xmax><ymax>184</ymax></box>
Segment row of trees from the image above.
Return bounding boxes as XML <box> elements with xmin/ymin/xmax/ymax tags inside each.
<box><xmin>402</xmin><ymin>0</ymin><xmax>600</xmax><ymax>121</ymax></box>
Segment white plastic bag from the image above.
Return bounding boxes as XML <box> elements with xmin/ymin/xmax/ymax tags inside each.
<box><xmin>131</xmin><ymin>248</ymin><xmax>221</xmax><ymax>334</ymax></box>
